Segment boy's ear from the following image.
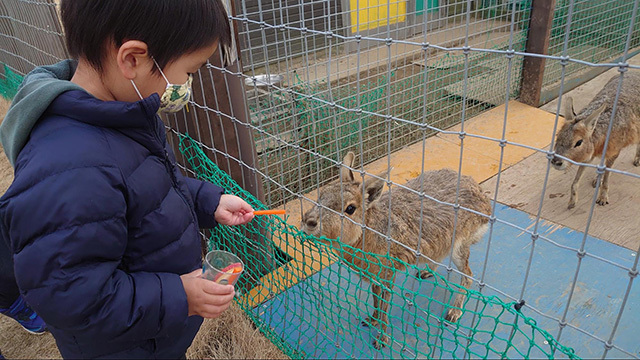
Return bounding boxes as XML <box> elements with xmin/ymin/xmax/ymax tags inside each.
<box><xmin>116</xmin><ymin>40</ymin><xmax>151</xmax><ymax>80</ymax></box>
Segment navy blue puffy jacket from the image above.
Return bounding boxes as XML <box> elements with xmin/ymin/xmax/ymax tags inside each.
<box><xmin>0</xmin><ymin>89</ymin><xmax>223</xmax><ymax>358</ymax></box>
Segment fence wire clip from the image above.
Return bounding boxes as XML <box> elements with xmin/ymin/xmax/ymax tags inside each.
<box><xmin>514</xmin><ymin>299</ymin><xmax>526</xmax><ymax>312</ymax></box>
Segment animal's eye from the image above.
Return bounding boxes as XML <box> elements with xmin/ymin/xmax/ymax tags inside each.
<box><xmin>345</xmin><ymin>205</ymin><xmax>356</xmax><ymax>215</ymax></box>
<box><xmin>574</xmin><ymin>139</ymin><xmax>583</xmax><ymax>148</ymax></box>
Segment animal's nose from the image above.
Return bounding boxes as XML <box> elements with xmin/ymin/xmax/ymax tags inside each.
<box><xmin>551</xmin><ymin>157</ymin><xmax>563</xmax><ymax>167</ymax></box>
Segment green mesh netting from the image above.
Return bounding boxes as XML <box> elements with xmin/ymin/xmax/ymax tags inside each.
<box><xmin>178</xmin><ymin>135</ymin><xmax>579</xmax><ymax>359</ymax></box>
<box><xmin>0</xmin><ymin>65</ymin><xmax>23</xmax><ymax>100</ymax></box>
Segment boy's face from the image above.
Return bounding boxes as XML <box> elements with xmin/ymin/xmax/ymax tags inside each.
<box><xmin>104</xmin><ymin>41</ymin><xmax>219</xmax><ymax>103</ymax></box>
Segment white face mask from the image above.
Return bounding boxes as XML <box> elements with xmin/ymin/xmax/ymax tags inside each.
<box><xmin>131</xmin><ymin>59</ymin><xmax>193</xmax><ymax>113</ymax></box>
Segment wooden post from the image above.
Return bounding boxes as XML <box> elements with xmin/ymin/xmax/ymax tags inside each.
<box><xmin>519</xmin><ymin>0</ymin><xmax>557</xmax><ymax>107</ymax></box>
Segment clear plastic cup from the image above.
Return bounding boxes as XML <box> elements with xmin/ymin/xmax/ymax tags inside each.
<box><xmin>202</xmin><ymin>250</ymin><xmax>244</xmax><ymax>285</ymax></box>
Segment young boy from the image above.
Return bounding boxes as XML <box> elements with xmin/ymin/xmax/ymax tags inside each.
<box><xmin>0</xmin><ymin>1</ymin><xmax>255</xmax><ymax>358</ymax></box>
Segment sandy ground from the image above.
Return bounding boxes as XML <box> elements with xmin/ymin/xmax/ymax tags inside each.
<box><xmin>0</xmin><ymin>98</ymin><xmax>285</xmax><ymax>359</ymax></box>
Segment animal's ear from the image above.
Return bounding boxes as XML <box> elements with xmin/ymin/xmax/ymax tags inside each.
<box><xmin>564</xmin><ymin>96</ymin><xmax>575</xmax><ymax>122</ymax></box>
<box><xmin>340</xmin><ymin>151</ymin><xmax>356</xmax><ymax>182</ymax></box>
<box><xmin>583</xmin><ymin>102</ymin><xmax>607</xmax><ymax>137</ymax></box>
<box><xmin>362</xmin><ymin>172</ymin><xmax>388</xmax><ymax>203</ymax></box>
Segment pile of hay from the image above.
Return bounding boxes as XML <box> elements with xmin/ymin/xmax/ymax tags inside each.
<box><xmin>0</xmin><ymin>304</ymin><xmax>286</xmax><ymax>359</ymax></box>
<box><xmin>187</xmin><ymin>305</ymin><xmax>286</xmax><ymax>359</ymax></box>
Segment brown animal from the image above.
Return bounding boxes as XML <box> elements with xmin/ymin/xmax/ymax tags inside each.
<box><xmin>301</xmin><ymin>152</ymin><xmax>491</xmax><ymax>349</ymax></box>
<box><xmin>551</xmin><ymin>72</ymin><xmax>640</xmax><ymax>209</ymax></box>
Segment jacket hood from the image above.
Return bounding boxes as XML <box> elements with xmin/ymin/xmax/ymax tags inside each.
<box><xmin>0</xmin><ymin>60</ymin><xmax>83</xmax><ymax>167</ymax></box>
<box><xmin>0</xmin><ymin>60</ymin><xmax>162</xmax><ymax>167</ymax></box>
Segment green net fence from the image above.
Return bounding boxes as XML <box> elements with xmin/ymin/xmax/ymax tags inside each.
<box><xmin>0</xmin><ymin>65</ymin><xmax>23</xmax><ymax>100</ymax></box>
<box><xmin>179</xmin><ymin>135</ymin><xmax>580</xmax><ymax>359</ymax></box>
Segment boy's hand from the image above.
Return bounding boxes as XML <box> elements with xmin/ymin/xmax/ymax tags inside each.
<box><xmin>180</xmin><ymin>269</ymin><xmax>235</xmax><ymax>318</ymax></box>
<box><xmin>214</xmin><ymin>194</ymin><xmax>254</xmax><ymax>226</ymax></box>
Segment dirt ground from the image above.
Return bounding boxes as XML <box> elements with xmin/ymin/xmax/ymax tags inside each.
<box><xmin>0</xmin><ymin>98</ymin><xmax>286</xmax><ymax>359</ymax></box>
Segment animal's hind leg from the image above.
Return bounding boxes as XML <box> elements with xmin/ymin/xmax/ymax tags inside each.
<box><xmin>634</xmin><ymin>143</ymin><xmax>640</xmax><ymax>166</ymax></box>
<box><xmin>445</xmin><ymin>243</ymin><xmax>474</xmax><ymax>323</ymax></box>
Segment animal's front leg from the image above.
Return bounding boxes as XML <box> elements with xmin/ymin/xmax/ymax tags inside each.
<box><xmin>372</xmin><ymin>287</ymin><xmax>391</xmax><ymax>350</ymax></box>
<box><xmin>446</xmin><ymin>244</ymin><xmax>473</xmax><ymax>323</ymax></box>
<box><xmin>634</xmin><ymin>143</ymin><xmax>640</xmax><ymax>166</ymax></box>
<box><xmin>597</xmin><ymin>154</ymin><xmax>619</xmax><ymax>206</ymax></box>
<box><xmin>362</xmin><ymin>283</ymin><xmax>381</xmax><ymax>328</ymax></box>
<box><xmin>417</xmin><ymin>259</ymin><xmax>437</xmax><ymax>279</ymax></box>
<box><xmin>568</xmin><ymin>166</ymin><xmax>586</xmax><ymax>209</ymax></box>
<box><xmin>362</xmin><ymin>283</ymin><xmax>392</xmax><ymax>350</ymax></box>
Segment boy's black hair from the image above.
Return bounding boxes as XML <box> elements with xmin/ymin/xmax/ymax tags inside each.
<box><xmin>60</xmin><ymin>0</ymin><xmax>232</xmax><ymax>72</ymax></box>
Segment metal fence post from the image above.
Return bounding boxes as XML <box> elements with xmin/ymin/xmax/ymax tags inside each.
<box><xmin>519</xmin><ymin>0</ymin><xmax>557</xmax><ymax>107</ymax></box>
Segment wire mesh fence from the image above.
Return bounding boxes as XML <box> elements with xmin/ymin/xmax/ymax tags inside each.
<box><xmin>541</xmin><ymin>0</ymin><xmax>640</xmax><ymax>102</ymax></box>
<box><xmin>1</xmin><ymin>0</ymin><xmax>640</xmax><ymax>359</ymax></box>
<box><xmin>0</xmin><ymin>0</ymin><xmax>66</xmax><ymax>98</ymax></box>
<box><xmin>239</xmin><ymin>0</ymin><xmax>533</xmax><ymax>206</ymax></box>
